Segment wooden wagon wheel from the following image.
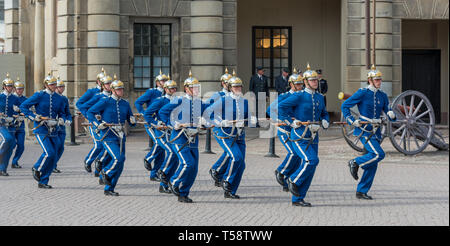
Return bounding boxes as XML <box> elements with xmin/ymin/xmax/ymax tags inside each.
<box><xmin>388</xmin><ymin>90</ymin><xmax>435</xmax><ymax>155</ymax></box>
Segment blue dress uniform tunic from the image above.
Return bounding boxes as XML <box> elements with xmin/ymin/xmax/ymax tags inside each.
<box><xmin>87</xmin><ymin>95</ymin><xmax>135</xmax><ymax>192</ymax></box>
<box><xmin>204</xmin><ymin>93</ymin><xmax>252</xmax><ymax>195</ymax></box>
<box><xmin>278</xmin><ymin>88</ymin><xmax>329</xmax><ymax>202</ymax></box>
<box><xmin>20</xmin><ymin>90</ymin><xmax>68</xmax><ymax>185</ymax></box>
<box><xmin>159</xmin><ymin>94</ymin><xmax>209</xmax><ymax>198</ymax></box>
<box><xmin>341</xmin><ymin>86</ymin><xmax>394</xmax><ymax>194</ymax></box>
<box><xmin>77</xmin><ymin>88</ymin><xmax>109</xmax><ymax>169</ymax></box>
<box><xmin>267</xmin><ymin>90</ymin><xmax>302</xmax><ymax>188</ymax></box>
<box><xmin>207</xmin><ymin>89</ymin><xmax>231</xmax><ymax>182</ymax></box>
<box><xmin>0</xmin><ymin>92</ymin><xmax>21</xmax><ymax>173</ymax></box>
<box><xmin>135</xmin><ymin>87</ymin><xmax>165</xmax><ymax>178</ymax></box>
<box><xmin>11</xmin><ymin>93</ymin><xmax>27</xmax><ymax>166</ymax></box>
<box><xmin>144</xmin><ymin>94</ymin><xmax>179</xmax><ymax>190</ymax></box>
<box><xmin>54</xmin><ymin>94</ymin><xmax>73</xmax><ymax>170</ymax></box>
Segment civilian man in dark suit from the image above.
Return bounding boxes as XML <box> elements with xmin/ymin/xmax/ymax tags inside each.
<box><xmin>275</xmin><ymin>68</ymin><xmax>290</xmax><ymax>95</ymax></box>
<box><xmin>249</xmin><ymin>66</ymin><xmax>269</xmax><ymax>125</ymax></box>
<box><xmin>317</xmin><ymin>69</ymin><xmax>328</xmax><ymax>107</ymax></box>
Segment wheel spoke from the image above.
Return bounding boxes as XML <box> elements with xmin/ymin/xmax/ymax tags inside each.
<box><xmin>412</xmin><ymin>99</ymin><xmax>424</xmax><ymax>117</ymax></box>
<box><xmin>399</xmin><ymin>127</ymin><xmax>407</xmax><ymax>147</ymax></box>
<box><xmin>416</xmin><ymin>109</ymin><xmax>431</xmax><ymax>120</ymax></box>
<box><xmin>409</xmin><ymin>95</ymin><xmax>415</xmax><ymax>116</ymax></box>
<box><xmin>402</xmin><ymin>97</ymin><xmax>408</xmax><ymax>117</ymax></box>
<box><xmin>392</xmin><ymin>124</ymin><xmax>406</xmax><ymax>136</ymax></box>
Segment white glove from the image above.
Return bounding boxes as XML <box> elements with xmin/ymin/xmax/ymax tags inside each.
<box><xmin>17</xmin><ymin>116</ymin><xmax>25</xmax><ymax>122</ymax></box>
<box><xmin>199</xmin><ymin>117</ymin><xmax>208</xmax><ymax>127</ymax></box>
<box><xmin>129</xmin><ymin>116</ymin><xmax>136</xmax><ymax>125</ymax></box>
<box><xmin>291</xmin><ymin>120</ymin><xmax>302</xmax><ymax>129</ymax></box>
<box><xmin>34</xmin><ymin>115</ymin><xmax>43</xmax><ymax>122</ymax></box>
<box><xmin>47</xmin><ymin>120</ymin><xmax>58</xmax><ymax>127</ymax></box>
<box><xmin>13</xmin><ymin>105</ymin><xmax>20</xmax><ymax>112</ymax></box>
<box><xmin>250</xmin><ymin>116</ymin><xmax>258</xmax><ymax>125</ymax></box>
<box><xmin>321</xmin><ymin>119</ymin><xmax>329</xmax><ymax>129</ymax></box>
<box><xmin>58</xmin><ymin>118</ymin><xmax>65</xmax><ymax>126</ymax></box>
<box><xmin>64</xmin><ymin>120</ymin><xmax>72</xmax><ymax>127</ymax></box>
<box><xmin>95</xmin><ymin>115</ymin><xmax>102</xmax><ymax>121</ymax></box>
<box><xmin>174</xmin><ymin>122</ymin><xmax>182</xmax><ymax>130</ymax></box>
<box><xmin>156</xmin><ymin>120</ymin><xmax>165</xmax><ymax>127</ymax></box>
<box><xmin>352</xmin><ymin>119</ymin><xmax>361</xmax><ymax>128</ymax></box>
<box><xmin>235</xmin><ymin>120</ymin><xmax>245</xmax><ymax>128</ymax></box>
<box><xmin>5</xmin><ymin>117</ymin><xmax>14</xmax><ymax>123</ymax></box>
<box><xmin>308</xmin><ymin>124</ymin><xmax>321</xmax><ymax>133</ymax></box>
<box><xmin>387</xmin><ymin>110</ymin><xmax>396</xmax><ymax>120</ymax></box>
<box><xmin>221</xmin><ymin>120</ymin><xmax>232</xmax><ymax>127</ymax></box>
<box><xmin>97</xmin><ymin>122</ymin><xmax>108</xmax><ymax>130</ymax></box>
<box><xmin>371</xmin><ymin>118</ymin><xmax>382</xmax><ymax>124</ymax></box>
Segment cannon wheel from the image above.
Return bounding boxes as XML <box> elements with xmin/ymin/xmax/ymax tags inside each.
<box><xmin>388</xmin><ymin>90</ymin><xmax>435</xmax><ymax>155</ymax></box>
<box><xmin>340</xmin><ymin>110</ymin><xmax>387</xmax><ymax>153</ymax></box>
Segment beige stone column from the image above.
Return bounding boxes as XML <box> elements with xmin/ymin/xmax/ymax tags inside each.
<box><xmin>4</xmin><ymin>0</ymin><xmax>20</xmax><ymax>53</ymax></box>
<box><xmin>190</xmin><ymin>0</ymin><xmax>224</xmax><ymax>94</ymax></box>
<box><xmin>34</xmin><ymin>0</ymin><xmax>45</xmax><ymax>92</ymax></box>
<box><xmin>87</xmin><ymin>0</ymin><xmax>120</xmax><ymax>86</ymax></box>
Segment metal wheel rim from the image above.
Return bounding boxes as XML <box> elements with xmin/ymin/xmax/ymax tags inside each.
<box><xmin>388</xmin><ymin>90</ymin><xmax>435</xmax><ymax>155</ymax></box>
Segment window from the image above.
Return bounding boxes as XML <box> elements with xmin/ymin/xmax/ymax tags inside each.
<box><xmin>252</xmin><ymin>26</ymin><xmax>292</xmax><ymax>88</ymax></box>
<box><xmin>134</xmin><ymin>23</ymin><xmax>171</xmax><ymax>89</ymax></box>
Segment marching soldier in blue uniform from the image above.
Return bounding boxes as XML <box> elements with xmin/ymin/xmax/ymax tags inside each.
<box><xmin>11</xmin><ymin>78</ymin><xmax>27</xmax><ymax>169</ymax></box>
<box><xmin>158</xmin><ymin>71</ymin><xmax>209</xmax><ymax>203</ymax></box>
<box><xmin>143</xmin><ymin>77</ymin><xmax>179</xmax><ymax>194</ymax></box>
<box><xmin>76</xmin><ymin>68</ymin><xmax>106</xmax><ymax>173</ymax></box>
<box><xmin>78</xmin><ymin>74</ymin><xmax>113</xmax><ymax>178</ymax></box>
<box><xmin>278</xmin><ymin>64</ymin><xmax>330</xmax><ymax>207</ymax></box>
<box><xmin>341</xmin><ymin>65</ymin><xmax>396</xmax><ymax>200</ymax></box>
<box><xmin>204</xmin><ymin>70</ymin><xmax>258</xmax><ymax>199</ymax></box>
<box><xmin>267</xmin><ymin>68</ymin><xmax>303</xmax><ymax>192</ymax></box>
<box><xmin>208</xmin><ymin>68</ymin><xmax>232</xmax><ymax>187</ymax></box>
<box><xmin>20</xmin><ymin>73</ymin><xmax>68</xmax><ymax>188</ymax></box>
<box><xmin>135</xmin><ymin>71</ymin><xmax>168</xmax><ymax>181</ymax></box>
<box><xmin>0</xmin><ymin>73</ymin><xmax>21</xmax><ymax>176</ymax></box>
<box><xmin>53</xmin><ymin>77</ymin><xmax>73</xmax><ymax>173</ymax></box>
<box><xmin>87</xmin><ymin>76</ymin><xmax>136</xmax><ymax>196</ymax></box>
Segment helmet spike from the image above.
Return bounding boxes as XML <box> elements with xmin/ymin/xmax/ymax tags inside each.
<box><xmin>293</xmin><ymin>67</ymin><xmax>297</xmax><ymax>74</ymax></box>
<box><xmin>6</xmin><ymin>73</ymin><xmax>10</xmax><ymax>78</ymax></box>
<box><xmin>160</xmin><ymin>69</ymin><xmax>163</xmax><ymax>76</ymax></box>
<box><xmin>16</xmin><ymin>77</ymin><xmax>20</xmax><ymax>81</ymax></box>
<box><xmin>306</xmin><ymin>63</ymin><xmax>311</xmax><ymax>71</ymax></box>
<box><xmin>225</xmin><ymin>67</ymin><xmax>229</xmax><ymax>74</ymax></box>
<box><xmin>113</xmin><ymin>74</ymin><xmax>117</xmax><ymax>80</ymax></box>
<box><xmin>232</xmin><ymin>69</ymin><xmax>236</xmax><ymax>77</ymax></box>
<box><xmin>371</xmin><ymin>64</ymin><xmax>376</xmax><ymax>70</ymax></box>
<box><xmin>167</xmin><ymin>74</ymin><xmax>171</xmax><ymax>80</ymax></box>
<box><xmin>189</xmin><ymin>70</ymin><xmax>193</xmax><ymax>77</ymax></box>
<box><xmin>101</xmin><ymin>67</ymin><xmax>105</xmax><ymax>73</ymax></box>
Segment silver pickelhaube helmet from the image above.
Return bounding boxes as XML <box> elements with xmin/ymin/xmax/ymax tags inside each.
<box><xmin>110</xmin><ymin>74</ymin><xmax>125</xmax><ymax>90</ymax></box>
<box><xmin>155</xmin><ymin>69</ymin><xmax>169</xmax><ymax>83</ymax></box>
<box><xmin>367</xmin><ymin>64</ymin><xmax>383</xmax><ymax>80</ymax></box>
<box><xmin>2</xmin><ymin>73</ymin><xmax>14</xmax><ymax>87</ymax></box>
<box><xmin>184</xmin><ymin>70</ymin><xmax>200</xmax><ymax>87</ymax></box>
<box><xmin>220</xmin><ymin>67</ymin><xmax>232</xmax><ymax>84</ymax></box>
<box><xmin>97</xmin><ymin>67</ymin><xmax>106</xmax><ymax>82</ymax></box>
<box><xmin>227</xmin><ymin>70</ymin><xmax>243</xmax><ymax>87</ymax></box>
<box><xmin>14</xmin><ymin>77</ymin><xmax>25</xmax><ymax>89</ymax></box>
<box><xmin>288</xmin><ymin>67</ymin><xmax>303</xmax><ymax>85</ymax></box>
<box><xmin>43</xmin><ymin>72</ymin><xmax>57</xmax><ymax>86</ymax></box>
<box><xmin>163</xmin><ymin>75</ymin><xmax>178</xmax><ymax>89</ymax></box>
<box><xmin>56</xmin><ymin>76</ymin><xmax>65</xmax><ymax>87</ymax></box>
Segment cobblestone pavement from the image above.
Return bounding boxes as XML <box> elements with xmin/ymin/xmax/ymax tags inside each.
<box><xmin>0</xmin><ymin>128</ymin><xmax>448</xmax><ymax>226</ymax></box>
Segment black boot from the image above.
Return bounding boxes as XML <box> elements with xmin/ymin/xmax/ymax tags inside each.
<box><xmin>168</xmin><ymin>182</ymin><xmax>180</xmax><ymax>196</ymax></box>
<box><xmin>222</xmin><ymin>180</ymin><xmax>232</xmax><ymax>192</ymax></box>
<box><xmin>209</xmin><ymin>168</ymin><xmax>219</xmax><ymax>182</ymax></box>
<box><xmin>159</xmin><ymin>185</ymin><xmax>172</xmax><ymax>194</ymax></box>
<box><xmin>53</xmin><ymin>168</ymin><xmax>61</xmax><ymax>173</ymax></box>
<box><xmin>282</xmin><ymin>186</ymin><xmax>289</xmax><ymax>192</ymax></box>
<box><xmin>214</xmin><ymin>180</ymin><xmax>221</xmax><ymax>187</ymax></box>
<box><xmin>95</xmin><ymin>160</ymin><xmax>102</xmax><ymax>173</ymax></box>
<box><xmin>0</xmin><ymin>171</ymin><xmax>9</xmax><ymax>176</ymax></box>
<box><xmin>348</xmin><ymin>159</ymin><xmax>359</xmax><ymax>180</ymax></box>
<box><xmin>224</xmin><ymin>191</ymin><xmax>240</xmax><ymax>199</ymax></box>
<box><xmin>287</xmin><ymin>179</ymin><xmax>300</xmax><ymax>197</ymax></box>
<box><xmin>144</xmin><ymin>159</ymin><xmax>152</xmax><ymax>171</ymax></box>
<box><xmin>356</xmin><ymin>192</ymin><xmax>373</xmax><ymax>200</ymax></box>
<box><xmin>99</xmin><ymin>178</ymin><xmax>105</xmax><ymax>185</ymax></box>
<box><xmin>101</xmin><ymin>170</ymin><xmax>112</xmax><ymax>186</ymax></box>
<box><xmin>84</xmin><ymin>160</ymin><xmax>92</xmax><ymax>173</ymax></box>
<box><xmin>104</xmin><ymin>190</ymin><xmax>119</xmax><ymax>196</ymax></box>
<box><xmin>32</xmin><ymin>167</ymin><xmax>41</xmax><ymax>181</ymax></box>
<box><xmin>275</xmin><ymin>170</ymin><xmax>285</xmax><ymax>186</ymax></box>
<box><xmin>292</xmin><ymin>199</ymin><xmax>312</xmax><ymax>207</ymax></box>
<box><xmin>38</xmin><ymin>183</ymin><xmax>53</xmax><ymax>189</ymax></box>
<box><xmin>11</xmin><ymin>164</ymin><xmax>22</xmax><ymax>169</ymax></box>
<box><xmin>178</xmin><ymin>196</ymin><xmax>193</xmax><ymax>203</ymax></box>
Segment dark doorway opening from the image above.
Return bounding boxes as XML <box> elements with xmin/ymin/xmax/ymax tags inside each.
<box><xmin>402</xmin><ymin>49</ymin><xmax>441</xmax><ymax>123</ymax></box>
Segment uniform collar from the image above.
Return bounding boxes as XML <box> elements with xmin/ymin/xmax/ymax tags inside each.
<box><xmin>304</xmin><ymin>88</ymin><xmax>315</xmax><ymax>95</ymax></box>
<box><xmin>164</xmin><ymin>94</ymin><xmax>173</xmax><ymax>100</ymax></box>
<box><xmin>230</xmin><ymin>92</ymin><xmax>242</xmax><ymax>100</ymax></box>
<box><xmin>289</xmin><ymin>89</ymin><xmax>295</xmax><ymax>94</ymax></box>
<box><xmin>368</xmin><ymin>85</ymin><xmax>379</xmax><ymax>93</ymax></box>
<box><xmin>111</xmin><ymin>94</ymin><xmax>121</xmax><ymax>101</ymax></box>
<box><xmin>2</xmin><ymin>91</ymin><xmax>12</xmax><ymax>96</ymax></box>
<box><xmin>222</xmin><ymin>88</ymin><xmax>228</xmax><ymax>94</ymax></box>
<box><xmin>102</xmin><ymin>90</ymin><xmax>111</xmax><ymax>96</ymax></box>
<box><xmin>184</xmin><ymin>94</ymin><xmax>193</xmax><ymax>100</ymax></box>
<box><xmin>45</xmin><ymin>89</ymin><xmax>54</xmax><ymax>95</ymax></box>
<box><xmin>13</xmin><ymin>92</ymin><xmax>22</xmax><ymax>97</ymax></box>
<box><xmin>96</xmin><ymin>85</ymin><xmax>102</xmax><ymax>90</ymax></box>
<box><xmin>157</xmin><ymin>87</ymin><xmax>164</xmax><ymax>93</ymax></box>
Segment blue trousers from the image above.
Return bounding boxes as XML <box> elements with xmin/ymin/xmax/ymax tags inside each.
<box><xmin>34</xmin><ymin>134</ymin><xmax>60</xmax><ymax>185</ymax></box>
<box><xmin>170</xmin><ymin>144</ymin><xmax>199</xmax><ymax>197</ymax></box>
<box><xmin>277</xmin><ymin>130</ymin><xmax>302</xmax><ymax>187</ymax></box>
<box><xmin>102</xmin><ymin>139</ymin><xmax>126</xmax><ymax>192</ymax></box>
<box><xmin>85</xmin><ymin>126</ymin><xmax>104</xmax><ymax>166</ymax></box>
<box><xmin>156</xmin><ymin>136</ymin><xmax>179</xmax><ymax>189</ymax></box>
<box><xmin>354</xmin><ymin>136</ymin><xmax>385</xmax><ymax>194</ymax></box>
<box><xmin>0</xmin><ymin>128</ymin><xmax>16</xmax><ymax>172</ymax></box>
<box><xmin>145</xmin><ymin>127</ymin><xmax>165</xmax><ymax>179</ymax></box>
<box><xmin>12</xmin><ymin>130</ymin><xmax>25</xmax><ymax>165</ymax></box>
<box><xmin>211</xmin><ymin>151</ymin><xmax>230</xmax><ymax>181</ymax></box>
<box><xmin>216</xmin><ymin>136</ymin><xmax>246</xmax><ymax>195</ymax></box>
<box><xmin>290</xmin><ymin>141</ymin><xmax>319</xmax><ymax>202</ymax></box>
<box><xmin>54</xmin><ymin>132</ymin><xmax>66</xmax><ymax>169</ymax></box>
